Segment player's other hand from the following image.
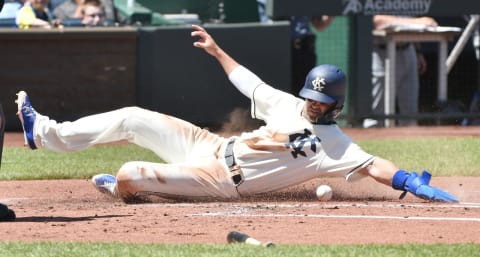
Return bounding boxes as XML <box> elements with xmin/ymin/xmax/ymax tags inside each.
<box><xmin>191</xmin><ymin>25</ymin><xmax>221</xmax><ymax>57</ymax></box>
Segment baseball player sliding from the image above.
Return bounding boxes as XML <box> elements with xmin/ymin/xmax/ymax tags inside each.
<box><xmin>15</xmin><ymin>24</ymin><xmax>458</xmax><ymax>203</ymax></box>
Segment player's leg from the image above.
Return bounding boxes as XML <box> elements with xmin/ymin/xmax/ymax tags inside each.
<box><xmin>93</xmin><ymin>159</ymin><xmax>239</xmax><ymax>201</ymax></box>
<box><xmin>366</xmin><ymin>48</ymin><xmax>386</xmax><ymax>128</ymax></box>
<box><xmin>34</xmin><ymin>107</ymin><xmax>224</xmax><ymax>163</ymax></box>
<box><xmin>396</xmin><ymin>46</ymin><xmax>418</xmax><ymax>126</ymax></box>
<box><xmin>16</xmin><ymin>91</ymin><xmax>224</xmax><ymax>163</ymax></box>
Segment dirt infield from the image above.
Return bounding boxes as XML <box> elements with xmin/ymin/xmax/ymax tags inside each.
<box><xmin>1</xmin><ymin>127</ymin><xmax>479</xmax><ymax>244</ymax></box>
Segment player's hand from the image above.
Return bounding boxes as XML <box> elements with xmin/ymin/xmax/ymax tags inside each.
<box><xmin>191</xmin><ymin>24</ymin><xmax>240</xmax><ymax>74</ymax></box>
<box><xmin>415</xmin><ymin>17</ymin><xmax>438</xmax><ymax>27</ymax></box>
<box><xmin>415</xmin><ymin>184</ymin><xmax>459</xmax><ymax>202</ymax></box>
<box><xmin>191</xmin><ymin>24</ymin><xmax>221</xmax><ymax>57</ymax></box>
<box><xmin>417</xmin><ymin>52</ymin><xmax>427</xmax><ymax>75</ymax></box>
<box><xmin>404</xmin><ymin>171</ymin><xmax>458</xmax><ymax>202</ymax></box>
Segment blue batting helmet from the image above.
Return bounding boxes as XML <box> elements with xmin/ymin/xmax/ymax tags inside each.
<box><xmin>299</xmin><ymin>64</ymin><xmax>346</xmax><ymax>109</ymax></box>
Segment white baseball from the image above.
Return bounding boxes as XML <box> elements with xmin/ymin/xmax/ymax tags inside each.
<box><xmin>316</xmin><ymin>185</ymin><xmax>333</xmax><ymax>201</ymax></box>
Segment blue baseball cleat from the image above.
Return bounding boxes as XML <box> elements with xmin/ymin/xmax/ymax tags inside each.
<box><xmin>15</xmin><ymin>91</ymin><xmax>37</xmax><ymax>150</ymax></box>
<box><xmin>91</xmin><ymin>174</ymin><xmax>118</xmax><ymax>197</ymax></box>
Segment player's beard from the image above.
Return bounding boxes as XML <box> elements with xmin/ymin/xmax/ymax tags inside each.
<box><xmin>302</xmin><ymin>102</ymin><xmax>324</xmax><ymax>123</ymax></box>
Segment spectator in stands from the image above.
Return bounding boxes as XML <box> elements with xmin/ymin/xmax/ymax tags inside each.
<box><xmin>364</xmin><ymin>15</ymin><xmax>437</xmax><ymax>128</ymax></box>
<box><xmin>256</xmin><ymin>4</ymin><xmax>337</xmax><ymax>135</ymax></box>
<box><xmin>289</xmin><ymin>15</ymin><xmax>335</xmax><ymax>94</ymax></box>
<box><xmin>257</xmin><ymin>0</ymin><xmax>335</xmax><ymax>94</ymax></box>
<box><xmin>16</xmin><ymin>0</ymin><xmax>61</xmax><ymax>29</ymax></box>
<box><xmin>52</xmin><ymin>0</ymin><xmax>81</xmax><ymax>20</ymax></box>
<box><xmin>49</xmin><ymin>0</ymin><xmax>65</xmax><ymax>9</ymax></box>
<box><xmin>79</xmin><ymin>0</ymin><xmax>104</xmax><ymax>26</ymax></box>
<box><xmin>0</xmin><ymin>0</ymin><xmax>22</xmax><ymax>19</ymax></box>
<box><xmin>53</xmin><ymin>0</ymin><xmax>113</xmax><ymax>24</ymax></box>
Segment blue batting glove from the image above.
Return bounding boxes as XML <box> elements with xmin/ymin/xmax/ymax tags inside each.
<box><xmin>392</xmin><ymin>170</ymin><xmax>459</xmax><ymax>202</ymax></box>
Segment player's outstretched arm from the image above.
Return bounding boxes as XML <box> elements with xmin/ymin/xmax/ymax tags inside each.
<box><xmin>191</xmin><ymin>24</ymin><xmax>240</xmax><ymax>75</ymax></box>
<box><xmin>361</xmin><ymin>157</ymin><xmax>459</xmax><ymax>202</ymax></box>
<box><xmin>191</xmin><ymin>24</ymin><xmax>263</xmax><ymax>99</ymax></box>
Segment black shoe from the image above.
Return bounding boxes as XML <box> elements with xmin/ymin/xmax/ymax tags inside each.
<box><xmin>0</xmin><ymin>203</ymin><xmax>16</xmax><ymax>221</ymax></box>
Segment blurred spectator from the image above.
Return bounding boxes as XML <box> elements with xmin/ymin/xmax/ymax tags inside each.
<box><xmin>79</xmin><ymin>0</ymin><xmax>104</xmax><ymax>26</ymax></box>
<box><xmin>49</xmin><ymin>0</ymin><xmax>64</xmax><ymax>9</ymax></box>
<box><xmin>53</xmin><ymin>0</ymin><xmax>81</xmax><ymax>19</ymax></box>
<box><xmin>53</xmin><ymin>0</ymin><xmax>113</xmax><ymax>23</ymax></box>
<box><xmin>0</xmin><ymin>0</ymin><xmax>22</xmax><ymax>19</ymax></box>
<box><xmin>290</xmin><ymin>15</ymin><xmax>334</xmax><ymax>94</ymax></box>
<box><xmin>16</xmin><ymin>0</ymin><xmax>61</xmax><ymax>29</ymax></box>
<box><xmin>365</xmin><ymin>15</ymin><xmax>437</xmax><ymax>128</ymax></box>
<box><xmin>256</xmin><ymin>0</ymin><xmax>270</xmax><ymax>23</ymax></box>
<box><xmin>256</xmin><ymin>1</ymin><xmax>334</xmax><ymax>94</ymax></box>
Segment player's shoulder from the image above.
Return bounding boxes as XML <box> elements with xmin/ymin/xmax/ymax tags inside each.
<box><xmin>313</xmin><ymin>124</ymin><xmax>354</xmax><ymax>140</ymax></box>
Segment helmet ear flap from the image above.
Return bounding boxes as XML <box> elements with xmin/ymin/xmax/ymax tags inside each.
<box><xmin>330</xmin><ymin>105</ymin><xmax>343</xmax><ymax>119</ymax></box>
<box><xmin>313</xmin><ymin>103</ymin><xmax>343</xmax><ymax>125</ymax></box>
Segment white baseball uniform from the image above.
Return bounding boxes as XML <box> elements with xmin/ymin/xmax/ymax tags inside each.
<box><xmin>30</xmin><ymin>66</ymin><xmax>375</xmax><ymax>200</ymax></box>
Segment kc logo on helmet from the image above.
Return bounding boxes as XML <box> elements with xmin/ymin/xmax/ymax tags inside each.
<box><xmin>312</xmin><ymin>77</ymin><xmax>326</xmax><ymax>92</ymax></box>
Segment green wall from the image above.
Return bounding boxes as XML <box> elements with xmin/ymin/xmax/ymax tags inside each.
<box><xmin>314</xmin><ymin>16</ymin><xmax>351</xmax><ymax>123</ymax></box>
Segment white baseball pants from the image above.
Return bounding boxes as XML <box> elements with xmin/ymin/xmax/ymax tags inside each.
<box><xmin>33</xmin><ymin>106</ymin><xmax>240</xmax><ymax>200</ymax></box>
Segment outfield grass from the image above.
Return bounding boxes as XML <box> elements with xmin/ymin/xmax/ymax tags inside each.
<box><xmin>358</xmin><ymin>137</ymin><xmax>480</xmax><ymax>176</ymax></box>
<box><xmin>0</xmin><ymin>145</ymin><xmax>162</xmax><ymax>180</ymax></box>
<box><xmin>0</xmin><ymin>242</ymin><xmax>478</xmax><ymax>257</ymax></box>
<box><xmin>1</xmin><ymin>137</ymin><xmax>479</xmax><ymax>180</ymax></box>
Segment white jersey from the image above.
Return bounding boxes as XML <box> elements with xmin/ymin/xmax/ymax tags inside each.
<box><xmin>233</xmin><ymin>79</ymin><xmax>375</xmax><ymax>195</ymax></box>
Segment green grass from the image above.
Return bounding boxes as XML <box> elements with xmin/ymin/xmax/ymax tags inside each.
<box><xmin>358</xmin><ymin>137</ymin><xmax>480</xmax><ymax>176</ymax></box>
<box><xmin>0</xmin><ymin>145</ymin><xmax>162</xmax><ymax>180</ymax></box>
<box><xmin>0</xmin><ymin>242</ymin><xmax>478</xmax><ymax>257</ymax></box>
<box><xmin>1</xmin><ymin>137</ymin><xmax>479</xmax><ymax>180</ymax></box>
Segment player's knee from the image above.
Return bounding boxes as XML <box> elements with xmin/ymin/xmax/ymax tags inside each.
<box><xmin>119</xmin><ymin>106</ymin><xmax>155</xmax><ymax>131</ymax></box>
<box><xmin>117</xmin><ymin>161</ymin><xmax>140</xmax><ymax>181</ymax></box>
<box><xmin>119</xmin><ymin>106</ymin><xmax>143</xmax><ymax>122</ymax></box>
<box><xmin>116</xmin><ymin>161</ymin><xmax>142</xmax><ymax>200</ymax></box>
<box><xmin>121</xmin><ymin>106</ymin><xmax>143</xmax><ymax>114</ymax></box>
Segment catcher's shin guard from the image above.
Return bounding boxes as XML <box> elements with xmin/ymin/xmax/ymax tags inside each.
<box><xmin>392</xmin><ymin>170</ymin><xmax>459</xmax><ymax>202</ymax></box>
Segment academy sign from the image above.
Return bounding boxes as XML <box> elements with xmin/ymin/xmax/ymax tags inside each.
<box><xmin>342</xmin><ymin>0</ymin><xmax>432</xmax><ymax>15</ymax></box>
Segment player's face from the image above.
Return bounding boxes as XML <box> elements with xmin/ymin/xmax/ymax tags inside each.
<box><xmin>303</xmin><ymin>99</ymin><xmax>335</xmax><ymax>123</ymax></box>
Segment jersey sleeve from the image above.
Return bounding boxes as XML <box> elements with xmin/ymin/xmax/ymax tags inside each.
<box><xmin>228</xmin><ymin>65</ymin><xmax>304</xmax><ymax>123</ymax></box>
<box><xmin>251</xmin><ymin>84</ymin><xmax>304</xmax><ymax>122</ymax></box>
<box><xmin>228</xmin><ymin>66</ymin><xmax>264</xmax><ymax>99</ymax></box>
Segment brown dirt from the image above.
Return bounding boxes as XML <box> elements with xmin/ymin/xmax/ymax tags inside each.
<box><xmin>1</xmin><ymin>126</ymin><xmax>480</xmax><ymax>244</ymax></box>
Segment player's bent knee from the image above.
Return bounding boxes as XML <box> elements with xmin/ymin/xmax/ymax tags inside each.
<box><xmin>116</xmin><ymin>161</ymin><xmax>145</xmax><ymax>185</ymax></box>
<box><xmin>121</xmin><ymin>106</ymin><xmax>144</xmax><ymax>114</ymax></box>
<box><xmin>117</xmin><ymin>161</ymin><xmax>139</xmax><ymax>175</ymax></box>
<box><xmin>116</xmin><ymin>162</ymin><xmax>143</xmax><ymax>200</ymax></box>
